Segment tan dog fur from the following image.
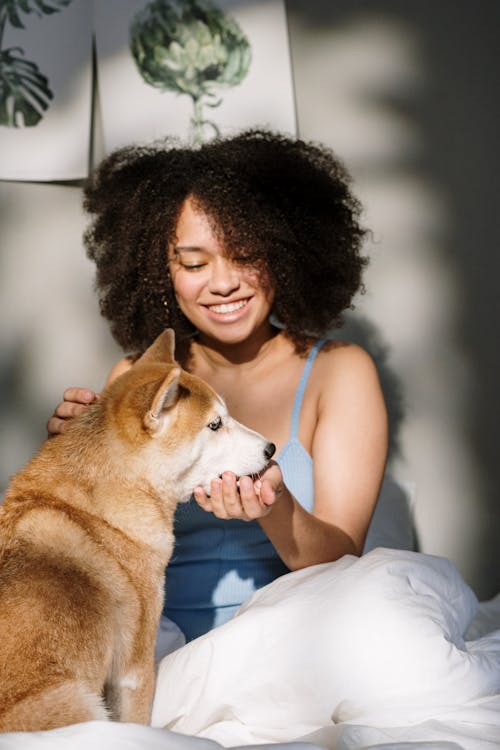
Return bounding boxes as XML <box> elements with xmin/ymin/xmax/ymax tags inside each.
<box><xmin>0</xmin><ymin>329</ymin><xmax>274</xmax><ymax>731</ymax></box>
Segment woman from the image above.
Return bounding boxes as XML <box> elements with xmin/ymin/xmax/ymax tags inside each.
<box><xmin>48</xmin><ymin>130</ymin><xmax>388</xmax><ymax>642</ymax></box>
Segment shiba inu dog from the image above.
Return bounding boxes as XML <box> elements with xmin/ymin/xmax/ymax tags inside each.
<box><xmin>0</xmin><ymin>329</ymin><xmax>275</xmax><ymax>731</ymax></box>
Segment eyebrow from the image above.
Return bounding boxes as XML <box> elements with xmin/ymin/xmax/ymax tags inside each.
<box><xmin>172</xmin><ymin>245</ymin><xmax>205</xmax><ymax>253</ymax></box>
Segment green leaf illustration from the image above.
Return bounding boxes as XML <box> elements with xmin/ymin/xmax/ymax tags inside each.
<box><xmin>1</xmin><ymin>0</ymin><xmax>73</xmax><ymax>30</ymax></box>
<box><xmin>130</xmin><ymin>0</ymin><xmax>251</xmax><ymax>143</ymax></box>
<box><xmin>0</xmin><ymin>0</ymin><xmax>73</xmax><ymax>127</ymax></box>
<box><xmin>0</xmin><ymin>46</ymin><xmax>52</xmax><ymax>126</ymax></box>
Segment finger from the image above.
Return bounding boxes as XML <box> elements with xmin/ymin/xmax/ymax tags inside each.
<box><xmin>54</xmin><ymin>402</ymin><xmax>89</xmax><ymax>420</ymax></box>
<box><xmin>62</xmin><ymin>387</ymin><xmax>99</xmax><ymax>405</ymax></box>
<box><xmin>193</xmin><ymin>486</ymin><xmax>213</xmax><ymax>512</ymax></box>
<box><xmin>258</xmin><ymin>478</ymin><xmax>277</xmax><ymax>507</ymax></box>
<box><xmin>208</xmin><ymin>477</ymin><xmax>229</xmax><ymax>519</ymax></box>
<box><xmin>238</xmin><ymin>476</ymin><xmax>266</xmax><ymax>519</ymax></box>
<box><xmin>221</xmin><ymin>472</ymin><xmax>244</xmax><ymax>518</ymax></box>
<box><xmin>46</xmin><ymin>416</ymin><xmax>71</xmax><ymax>436</ymax></box>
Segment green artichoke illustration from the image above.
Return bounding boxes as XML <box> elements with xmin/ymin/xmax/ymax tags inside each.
<box><xmin>130</xmin><ymin>0</ymin><xmax>252</xmax><ymax>144</ymax></box>
<box><xmin>0</xmin><ymin>0</ymin><xmax>72</xmax><ymax>128</ymax></box>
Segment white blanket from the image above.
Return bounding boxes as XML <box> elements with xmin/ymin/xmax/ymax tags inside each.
<box><xmin>2</xmin><ymin>548</ymin><xmax>500</xmax><ymax>750</ymax></box>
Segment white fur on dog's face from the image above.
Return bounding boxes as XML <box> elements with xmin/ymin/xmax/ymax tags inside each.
<box><xmin>132</xmin><ymin>374</ymin><xmax>273</xmax><ymax>504</ymax></box>
<box><xmin>179</xmin><ymin>398</ymin><xmax>273</xmax><ymax>498</ymax></box>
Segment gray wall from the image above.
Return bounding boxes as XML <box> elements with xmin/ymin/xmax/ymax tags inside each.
<box><xmin>287</xmin><ymin>0</ymin><xmax>500</xmax><ymax>598</ymax></box>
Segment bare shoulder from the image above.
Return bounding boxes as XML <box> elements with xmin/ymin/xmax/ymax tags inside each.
<box><xmin>313</xmin><ymin>339</ymin><xmax>385</xmax><ymax>410</ymax></box>
<box><xmin>105</xmin><ymin>356</ymin><xmax>135</xmax><ymax>387</ymax></box>
<box><xmin>316</xmin><ymin>339</ymin><xmax>380</xmax><ymax>380</ymax></box>
<box><xmin>311</xmin><ymin>338</ymin><xmax>387</xmax><ymax>446</ymax></box>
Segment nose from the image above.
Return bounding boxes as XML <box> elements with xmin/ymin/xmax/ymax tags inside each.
<box><xmin>208</xmin><ymin>257</ymin><xmax>240</xmax><ymax>296</ymax></box>
<box><xmin>264</xmin><ymin>442</ymin><xmax>276</xmax><ymax>461</ymax></box>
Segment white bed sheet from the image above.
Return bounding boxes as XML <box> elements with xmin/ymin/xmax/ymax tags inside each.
<box><xmin>1</xmin><ymin>549</ymin><xmax>499</xmax><ymax>750</ymax></box>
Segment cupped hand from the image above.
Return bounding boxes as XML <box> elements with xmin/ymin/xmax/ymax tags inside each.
<box><xmin>46</xmin><ymin>387</ymin><xmax>99</xmax><ymax>436</ymax></box>
<box><xmin>193</xmin><ymin>461</ymin><xmax>284</xmax><ymax>521</ymax></box>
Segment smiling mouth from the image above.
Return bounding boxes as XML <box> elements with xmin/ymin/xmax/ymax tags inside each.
<box><xmin>207</xmin><ymin>299</ymin><xmax>249</xmax><ymax>314</ymax></box>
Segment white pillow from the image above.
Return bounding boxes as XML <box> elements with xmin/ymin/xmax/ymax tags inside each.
<box><xmin>152</xmin><ymin>549</ymin><xmax>500</xmax><ymax>744</ymax></box>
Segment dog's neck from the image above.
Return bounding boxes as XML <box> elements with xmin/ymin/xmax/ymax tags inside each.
<box><xmin>6</xmin><ymin>418</ymin><xmax>178</xmax><ymax>561</ymax></box>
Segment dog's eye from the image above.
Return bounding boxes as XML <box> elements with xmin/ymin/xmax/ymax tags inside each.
<box><xmin>207</xmin><ymin>417</ymin><xmax>222</xmax><ymax>431</ymax></box>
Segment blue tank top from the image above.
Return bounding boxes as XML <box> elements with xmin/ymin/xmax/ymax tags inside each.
<box><xmin>163</xmin><ymin>341</ymin><xmax>325</xmax><ymax>641</ymax></box>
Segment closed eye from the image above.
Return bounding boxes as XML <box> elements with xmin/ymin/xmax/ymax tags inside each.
<box><xmin>181</xmin><ymin>263</ymin><xmax>206</xmax><ymax>271</ymax></box>
<box><xmin>207</xmin><ymin>416</ymin><xmax>222</xmax><ymax>431</ymax></box>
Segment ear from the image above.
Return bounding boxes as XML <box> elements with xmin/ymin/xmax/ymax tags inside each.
<box><xmin>137</xmin><ymin>329</ymin><xmax>176</xmax><ymax>366</ymax></box>
<box><xmin>143</xmin><ymin>366</ymin><xmax>181</xmax><ymax>434</ymax></box>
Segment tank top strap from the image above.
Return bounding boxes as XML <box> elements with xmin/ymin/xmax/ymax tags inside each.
<box><xmin>289</xmin><ymin>339</ymin><xmax>327</xmax><ymax>438</ymax></box>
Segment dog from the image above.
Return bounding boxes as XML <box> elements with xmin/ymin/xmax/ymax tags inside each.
<box><xmin>0</xmin><ymin>329</ymin><xmax>275</xmax><ymax>731</ymax></box>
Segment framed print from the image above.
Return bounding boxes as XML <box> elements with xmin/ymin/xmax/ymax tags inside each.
<box><xmin>94</xmin><ymin>0</ymin><xmax>297</xmax><ymax>150</ymax></box>
<box><xmin>0</xmin><ymin>0</ymin><xmax>93</xmax><ymax>181</ymax></box>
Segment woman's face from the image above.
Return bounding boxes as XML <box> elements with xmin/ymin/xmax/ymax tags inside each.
<box><xmin>168</xmin><ymin>198</ymin><xmax>275</xmax><ymax>346</ymax></box>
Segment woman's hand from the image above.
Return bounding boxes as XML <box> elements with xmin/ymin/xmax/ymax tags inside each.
<box><xmin>193</xmin><ymin>461</ymin><xmax>284</xmax><ymax>521</ymax></box>
<box><xmin>46</xmin><ymin>387</ymin><xmax>99</xmax><ymax>436</ymax></box>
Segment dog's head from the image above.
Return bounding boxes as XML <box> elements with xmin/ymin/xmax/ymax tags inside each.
<box><xmin>104</xmin><ymin>330</ymin><xmax>275</xmax><ymax>503</ymax></box>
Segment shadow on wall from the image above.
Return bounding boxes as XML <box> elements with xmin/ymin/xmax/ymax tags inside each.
<box><xmin>0</xmin><ymin>181</ymin><xmax>122</xmax><ymax>495</ymax></box>
<box><xmin>287</xmin><ymin>0</ymin><xmax>500</xmax><ymax>598</ymax></box>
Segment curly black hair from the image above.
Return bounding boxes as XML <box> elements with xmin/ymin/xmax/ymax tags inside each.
<box><xmin>83</xmin><ymin>129</ymin><xmax>368</xmax><ymax>356</ymax></box>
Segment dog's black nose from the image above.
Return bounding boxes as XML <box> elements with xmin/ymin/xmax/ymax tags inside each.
<box><xmin>264</xmin><ymin>442</ymin><xmax>276</xmax><ymax>460</ymax></box>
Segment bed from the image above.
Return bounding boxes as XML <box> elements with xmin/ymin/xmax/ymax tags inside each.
<box><xmin>1</xmin><ymin>478</ymin><xmax>499</xmax><ymax>749</ymax></box>
<box><xmin>2</xmin><ymin>542</ymin><xmax>499</xmax><ymax>750</ymax></box>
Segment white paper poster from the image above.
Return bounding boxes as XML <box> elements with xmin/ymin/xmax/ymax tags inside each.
<box><xmin>94</xmin><ymin>0</ymin><xmax>297</xmax><ymax>151</ymax></box>
<box><xmin>0</xmin><ymin>0</ymin><xmax>93</xmax><ymax>181</ymax></box>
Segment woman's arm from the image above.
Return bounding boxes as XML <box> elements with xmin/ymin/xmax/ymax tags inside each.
<box><xmin>194</xmin><ymin>344</ymin><xmax>388</xmax><ymax>569</ymax></box>
<box><xmin>260</xmin><ymin>344</ymin><xmax>388</xmax><ymax>567</ymax></box>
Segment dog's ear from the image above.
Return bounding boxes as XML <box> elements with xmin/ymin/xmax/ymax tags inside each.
<box><xmin>137</xmin><ymin>329</ymin><xmax>176</xmax><ymax>366</ymax></box>
<box><xmin>144</xmin><ymin>366</ymin><xmax>181</xmax><ymax>434</ymax></box>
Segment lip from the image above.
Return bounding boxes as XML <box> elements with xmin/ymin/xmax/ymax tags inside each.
<box><xmin>202</xmin><ymin>297</ymin><xmax>252</xmax><ymax>322</ymax></box>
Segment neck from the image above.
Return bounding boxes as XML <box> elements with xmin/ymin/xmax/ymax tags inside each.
<box><xmin>193</xmin><ymin>322</ymin><xmax>285</xmax><ymax>369</ymax></box>
<box><xmin>8</xmin><ymin>432</ymin><xmax>176</xmax><ymax>559</ymax></box>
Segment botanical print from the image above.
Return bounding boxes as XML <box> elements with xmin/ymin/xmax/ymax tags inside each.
<box><xmin>94</xmin><ymin>0</ymin><xmax>296</xmax><ymax>153</ymax></box>
<box><xmin>0</xmin><ymin>0</ymin><xmax>73</xmax><ymax>128</ymax></box>
<box><xmin>130</xmin><ymin>0</ymin><xmax>251</xmax><ymax>144</ymax></box>
<box><xmin>0</xmin><ymin>0</ymin><xmax>294</xmax><ymax>178</ymax></box>
<box><xmin>0</xmin><ymin>0</ymin><xmax>92</xmax><ymax>180</ymax></box>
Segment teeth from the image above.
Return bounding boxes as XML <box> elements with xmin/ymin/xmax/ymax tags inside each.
<box><xmin>208</xmin><ymin>300</ymin><xmax>247</xmax><ymax>314</ymax></box>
